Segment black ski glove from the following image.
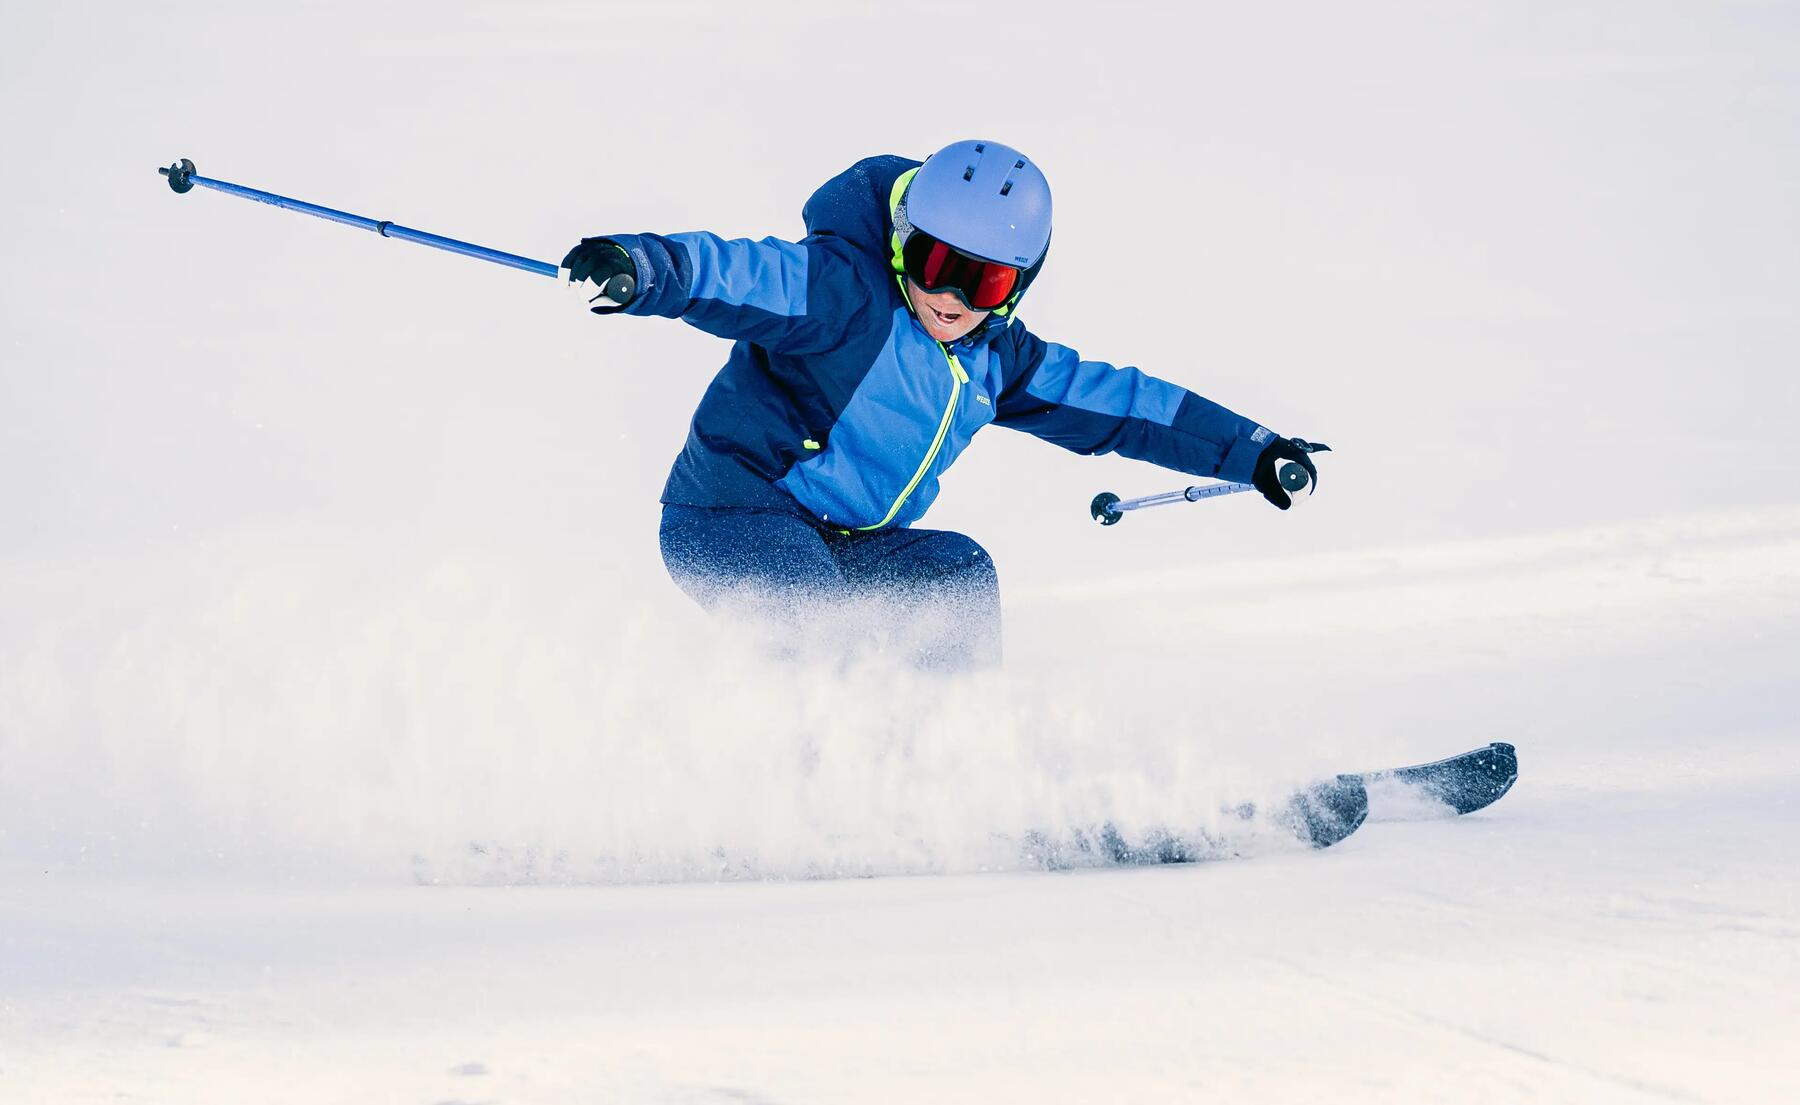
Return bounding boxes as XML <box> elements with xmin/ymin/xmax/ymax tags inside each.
<box><xmin>1252</xmin><ymin>436</ymin><xmax>1324</xmax><ymax>510</ymax></box>
<box><xmin>561</xmin><ymin>237</ymin><xmax>637</xmax><ymax>313</ymax></box>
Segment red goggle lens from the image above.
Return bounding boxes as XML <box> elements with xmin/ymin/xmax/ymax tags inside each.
<box><xmin>902</xmin><ymin>232</ymin><xmax>1020</xmax><ymax>311</ymax></box>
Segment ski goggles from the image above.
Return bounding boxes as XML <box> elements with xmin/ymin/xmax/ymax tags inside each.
<box><xmin>901</xmin><ymin>230</ymin><xmax>1021</xmax><ymax>311</ymax></box>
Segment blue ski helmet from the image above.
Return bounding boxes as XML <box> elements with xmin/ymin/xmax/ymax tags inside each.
<box><xmin>902</xmin><ymin>140</ymin><xmax>1052</xmax><ymax>268</ymax></box>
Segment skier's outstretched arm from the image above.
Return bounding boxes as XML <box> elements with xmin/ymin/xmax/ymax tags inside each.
<box><xmin>995</xmin><ymin>328</ymin><xmax>1317</xmax><ymax>509</ymax></box>
<box><xmin>562</xmin><ymin>232</ymin><xmax>870</xmax><ymax>355</ymax></box>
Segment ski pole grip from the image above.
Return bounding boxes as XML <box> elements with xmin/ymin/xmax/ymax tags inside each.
<box><xmin>598</xmin><ymin>271</ymin><xmax>636</xmax><ymax>305</ymax></box>
<box><xmin>573</xmin><ymin>271</ymin><xmax>636</xmax><ymax>309</ymax></box>
<box><xmin>1275</xmin><ymin>460</ymin><xmax>1313</xmax><ymax>506</ymax></box>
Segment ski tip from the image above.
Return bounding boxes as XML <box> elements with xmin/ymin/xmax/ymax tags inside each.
<box><xmin>1360</xmin><ymin>742</ymin><xmax>1520</xmax><ymax>818</ymax></box>
<box><xmin>1442</xmin><ymin>743</ymin><xmax>1519</xmax><ymax>815</ymax></box>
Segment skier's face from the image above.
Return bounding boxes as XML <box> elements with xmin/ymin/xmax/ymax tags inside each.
<box><xmin>906</xmin><ymin>279</ymin><xmax>990</xmax><ymax>342</ymax></box>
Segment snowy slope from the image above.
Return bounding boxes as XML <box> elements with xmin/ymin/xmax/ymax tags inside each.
<box><xmin>4</xmin><ymin>509</ymin><xmax>1798</xmax><ymax>1103</ymax></box>
<box><xmin>4</xmin><ymin>1</ymin><xmax>1800</xmax><ymax>1102</ymax></box>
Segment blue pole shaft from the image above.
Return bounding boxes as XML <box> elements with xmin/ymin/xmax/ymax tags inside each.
<box><xmin>1110</xmin><ymin>482</ymin><xmax>1254</xmax><ymax>513</ymax></box>
<box><xmin>177</xmin><ymin>171</ymin><xmax>559</xmax><ymax>278</ymax></box>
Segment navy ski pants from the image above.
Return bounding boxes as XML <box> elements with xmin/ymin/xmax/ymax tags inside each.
<box><xmin>658</xmin><ymin>504</ymin><xmax>1001</xmax><ymax>668</ymax></box>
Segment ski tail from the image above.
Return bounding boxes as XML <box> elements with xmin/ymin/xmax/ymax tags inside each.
<box><xmin>1048</xmin><ymin>774</ymin><xmax>1369</xmax><ymax>868</ymax></box>
<box><xmin>1286</xmin><ymin>774</ymin><xmax>1370</xmax><ymax>848</ymax></box>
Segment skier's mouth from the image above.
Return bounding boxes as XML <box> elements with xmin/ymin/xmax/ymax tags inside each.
<box><xmin>929</xmin><ymin>305</ymin><xmax>962</xmax><ymax>325</ymax></box>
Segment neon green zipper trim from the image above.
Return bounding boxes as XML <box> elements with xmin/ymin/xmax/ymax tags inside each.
<box><xmin>858</xmin><ymin>338</ymin><xmax>967</xmax><ymax>531</ymax></box>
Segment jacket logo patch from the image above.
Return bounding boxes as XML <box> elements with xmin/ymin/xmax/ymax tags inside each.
<box><xmin>975</xmin><ymin>394</ymin><xmax>991</xmax><ymax>406</ymax></box>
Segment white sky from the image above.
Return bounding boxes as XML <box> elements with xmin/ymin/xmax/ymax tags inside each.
<box><xmin>2</xmin><ymin>1</ymin><xmax>1797</xmax><ymax>585</ymax></box>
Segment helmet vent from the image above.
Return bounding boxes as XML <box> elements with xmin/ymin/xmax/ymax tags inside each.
<box><xmin>999</xmin><ymin>160</ymin><xmax>1028</xmax><ymax>196</ymax></box>
<box><xmin>910</xmin><ymin>139</ymin><xmax>1051</xmax><ymax>272</ymax></box>
<box><xmin>963</xmin><ymin>142</ymin><xmax>987</xmax><ymax>181</ymax></box>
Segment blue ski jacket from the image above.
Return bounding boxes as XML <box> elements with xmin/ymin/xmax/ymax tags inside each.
<box><xmin>601</xmin><ymin>155</ymin><xmax>1275</xmax><ymax>532</ymax></box>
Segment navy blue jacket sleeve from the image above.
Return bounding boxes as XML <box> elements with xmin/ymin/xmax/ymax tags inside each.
<box><xmin>598</xmin><ymin>230</ymin><xmax>875</xmax><ymax>356</ymax></box>
<box><xmin>993</xmin><ymin>326</ymin><xmax>1273</xmax><ymax>485</ymax></box>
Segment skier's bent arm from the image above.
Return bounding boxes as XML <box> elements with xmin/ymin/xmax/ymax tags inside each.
<box><xmin>565</xmin><ymin>230</ymin><xmax>867</xmax><ymax>354</ymax></box>
<box><xmin>994</xmin><ymin>331</ymin><xmax>1274</xmax><ymax>484</ymax></box>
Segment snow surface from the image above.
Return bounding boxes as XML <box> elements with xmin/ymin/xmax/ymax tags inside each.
<box><xmin>4</xmin><ymin>2</ymin><xmax>1800</xmax><ymax>1102</ymax></box>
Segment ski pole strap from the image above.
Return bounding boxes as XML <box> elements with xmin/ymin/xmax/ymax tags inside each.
<box><xmin>157</xmin><ymin>158</ymin><xmax>559</xmax><ymax>278</ymax></box>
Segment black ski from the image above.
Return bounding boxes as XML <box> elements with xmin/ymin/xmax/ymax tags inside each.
<box><xmin>1358</xmin><ymin>741</ymin><xmax>1519</xmax><ymax>818</ymax></box>
<box><xmin>1106</xmin><ymin>773</ymin><xmax>1369</xmax><ymax>861</ymax></box>
<box><xmin>1025</xmin><ymin>774</ymin><xmax>1369</xmax><ymax>869</ymax></box>
<box><xmin>1026</xmin><ymin>744</ymin><xmax>1514</xmax><ymax>871</ymax></box>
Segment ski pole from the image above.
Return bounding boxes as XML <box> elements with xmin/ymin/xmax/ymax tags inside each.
<box><xmin>154</xmin><ymin>157</ymin><xmax>637</xmax><ymax>303</ymax></box>
<box><xmin>1090</xmin><ymin>439</ymin><xmax>1331</xmax><ymax>525</ymax></box>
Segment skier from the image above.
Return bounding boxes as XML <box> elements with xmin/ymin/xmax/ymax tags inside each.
<box><xmin>562</xmin><ymin>139</ymin><xmax>1319</xmax><ymax>667</ymax></box>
